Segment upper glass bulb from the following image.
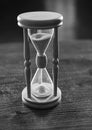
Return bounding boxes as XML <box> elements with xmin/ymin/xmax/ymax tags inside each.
<box><xmin>28</xmin><ymin>29</ymin><xmax>54</xmax><ymax>55</ymax></box>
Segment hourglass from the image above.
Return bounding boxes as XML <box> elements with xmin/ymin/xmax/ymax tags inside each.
<box><xmin>17</xmin><ymin>11</ymin><xmax>63</xmax><ymax>109</ymax></box>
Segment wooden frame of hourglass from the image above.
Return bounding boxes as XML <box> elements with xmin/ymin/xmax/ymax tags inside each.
<box><xmin>17</xmin><ymin>11</ymin><xmax>63</xmax><ymax>109</ymax></box>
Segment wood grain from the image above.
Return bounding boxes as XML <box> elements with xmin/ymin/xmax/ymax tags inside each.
<box><xmin>0</xmin><ymin>40</ymin><xmax>92</xmax><ymax>129</ymax></box>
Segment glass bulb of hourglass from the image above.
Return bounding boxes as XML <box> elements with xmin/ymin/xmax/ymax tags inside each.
<box><xmin>28</xmin><ymin>29</ymin><xmax>54</xmax><ymax>54</ymax></box>
<box><xmin>28</xmin><ymin>28</ymin><xmax>54</xmax><ymax>100</ymax></box>
<box><xmin>31</xmin><ymin>68</ymin><xmax>53</xmax><ymax>99</ymax></box>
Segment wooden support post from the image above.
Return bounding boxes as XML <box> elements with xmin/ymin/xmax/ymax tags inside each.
<box><xmin>23</xmin><ymin>28</ymin><xmax>31</xmax><ymax>98</ymax></box>
<box><xmin>53</xmin><ymin>27</ymin><xmax>59</xmax><ymax>96</ymax></box>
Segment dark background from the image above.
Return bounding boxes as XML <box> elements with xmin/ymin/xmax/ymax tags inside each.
<box><xmin>0</xmin><ymin>0</ymin><xmax>92</xmax><ymax>43</ymax></box>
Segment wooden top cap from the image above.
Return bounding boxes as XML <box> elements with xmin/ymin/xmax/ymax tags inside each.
<box><xmin>17</xmin><ymin>11</ymin><xmax>63</xmax><ymax>28</ymax></box>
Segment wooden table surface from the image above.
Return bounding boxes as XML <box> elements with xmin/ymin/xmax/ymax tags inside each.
<box><xmin>0</xmin><ymin>40</ymin><xmax>92</xmax><ymax>130</ymax></box>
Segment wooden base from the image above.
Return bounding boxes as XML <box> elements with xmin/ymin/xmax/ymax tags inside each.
<box><xmin>22</xmin><ymin>87</ymin><xmax>61</xmax><ymax>109</ymax></box>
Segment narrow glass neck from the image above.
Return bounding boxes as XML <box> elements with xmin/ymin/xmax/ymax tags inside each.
<box><xmin>36</xmin><ymin>53</ymin><xmax>47</xmax><ymax>68</ymax></box>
